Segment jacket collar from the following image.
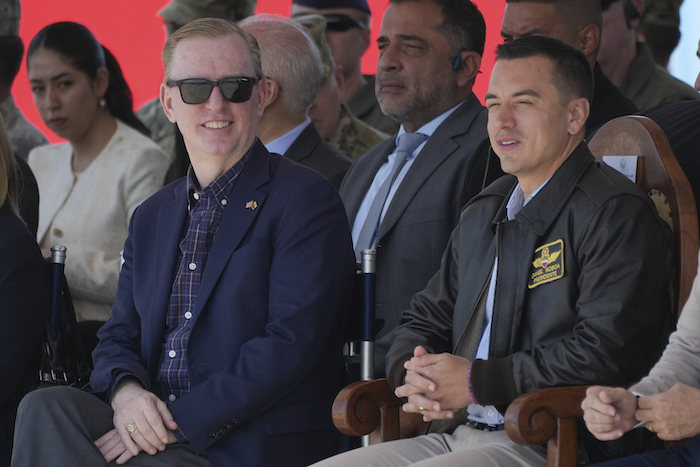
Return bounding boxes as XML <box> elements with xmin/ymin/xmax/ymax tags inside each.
<box><xmin>342</xmin><ymin>137</ymin><xmax>395</xmax><ymax>224</ymax></box>
<box><xmin>284</xmin><ymin>122</ymin><xmax>320</xmax><ymax>164</ymax></box>
<box><xmin>151</xmin><ymin>139</ymin><xmax>272</xmax><ymax>321</ymax></box>
<box><xmin>508</xmin><ymin>142</ymin><xmax>594</xmax><ymax>236</ymax></box>
<box><xmin>377</xmin><ymin>94</ymin><xmax>485</xmax><ymax>240</ymax></box>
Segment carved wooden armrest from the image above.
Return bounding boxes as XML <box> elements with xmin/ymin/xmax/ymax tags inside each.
<box><xmin>332</xmin><ymin>378</ymin><xmax>403</xmax><ymax>444</ymax></box>
<box><xmin>505</xmin><ymin>386</ymin><xmax>590</xmax><ymax>467</ymax></box>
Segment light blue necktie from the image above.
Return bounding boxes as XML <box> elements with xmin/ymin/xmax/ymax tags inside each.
<box><xmin>354</xmin><ymin>132</ymin><xmax>428</xmax><ymax>260</ymax></box>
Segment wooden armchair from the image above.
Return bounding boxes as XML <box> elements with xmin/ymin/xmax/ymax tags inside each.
<box><xmin>331</xmin><ymin>116</ymin><xmax>699</xmax><ymax>467</ymax></box>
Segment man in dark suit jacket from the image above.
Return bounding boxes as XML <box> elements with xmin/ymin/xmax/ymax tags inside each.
<box><xmin>643</xmin><ymin>100</ymin><xmax>700</xmax><ymax>221</ymax></box>
<box><xmin>340</xmin><ymin>0</ymin><xmax>498</xmax><ymax>374</ymax></box>
<box><xmin>10</xmin><ymin>18</ymin><xmax>354</xmax><ymax>467</ymax></box>
<box><xmin>240</xmin><ymin>17</ymin><xmax>351</xmax><ymax>190</ymax></box>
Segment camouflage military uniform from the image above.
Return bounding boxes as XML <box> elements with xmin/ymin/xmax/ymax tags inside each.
<box><xmin>329</xmin><ymin>104</ymin><xmax>388</xmax><ymax>161</ymax></box>
<box><xmin>136</xmin><ymin>98</ymin><xmax>176</xmax><ymax>162</ymax></box>
<box><xmin>639</xmin><ymin>0</ymin><xmax>684</xmax><ymax>68</ymax></box>
<box><xmin>619</xmin><ymin>42</ymin><xmax>699</xmax><ymax>110</ymax></box>
<box><xmin>0</xmin><ymin>96</ymin><xmax>48</xmax><ymax>161</ymax></box>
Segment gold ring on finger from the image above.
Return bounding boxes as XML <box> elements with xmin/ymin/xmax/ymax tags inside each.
<box><xmin>126</xmin><ymin>423</ymin><xmax>138</xmax><ymax>434</ymax></box>
<box><xmin>419</xmin><ymin>406</ymin><xmax>425</xmax><ymax>411</ymax></box>
<box><xmin>647</xmin><ymin>422</ymin><xmax>654</xmax><ymax>433</ymax></box>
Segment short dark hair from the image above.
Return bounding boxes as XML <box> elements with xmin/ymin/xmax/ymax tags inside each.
<box><xmin>0</xmin><ymin>36</ymin><xmax>24</xmax><ymax>87</ymax></box>
<box><xmin>505</xmin><ymin>0</ymin><xmax>602</xmax><ymax>30</ymax></box>
<box><xmin>390</xmin><ymin>0</ymin><xmax>486</xmax><ymax>56</ymax></box>
<box><xmin>495</xmin><ymin>35</ymin><xmax>594</xmax><ymax>104</ymax></box>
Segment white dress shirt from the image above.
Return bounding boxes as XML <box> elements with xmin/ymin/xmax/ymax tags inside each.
<box><xmin>351</xmin><ymin>103</ymin><xmax>463</xmax><ymax>248</ymax></box>
<box><xmin>468</xmin><ymin>179</ymin><xmax>550</xmax><ymax>426</ymax></box>
<box><xmin>264</xmin><ymin>118</ymin><xmax>311</xmax><ymax>157</ymax></box>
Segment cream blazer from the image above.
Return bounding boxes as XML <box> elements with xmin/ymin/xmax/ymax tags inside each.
<box><xmin>29</xmin><ymin>121</ymin><xmax>169</xmax><ymax>321</ymax></box>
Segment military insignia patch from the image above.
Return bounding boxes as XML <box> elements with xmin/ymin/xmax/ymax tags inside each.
<box><xmin>528</xmin><ymin>239</ymin><xmax>564</xmax><ymax>289</ymax></box>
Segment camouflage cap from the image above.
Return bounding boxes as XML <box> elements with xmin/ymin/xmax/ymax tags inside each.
<box><xmin>292</xmin><ymin>14</ymin><xmax>334</xmax><ymax>78</ymax></box>
<box><xmin>0</xmin><ymin>0</ymin><xmax>20</xmax><ymax>36</ymax></box>
<box><xmin>642</xmin><ymin>0</ymin><xmax>683</xmax><ymax>28</ymax></box>
<box><xmin>158</xmin><ymin>0</ymin><xmax>257</xmax><ymax>25</ymax></box>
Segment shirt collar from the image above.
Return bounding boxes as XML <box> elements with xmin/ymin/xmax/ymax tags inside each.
<box><xmin>506</xmin><ymin>179</ymin><xmax>550</xmax><ymax>221</ymax></box>
<box><xmin>264</xmin><ymin>118</ymin><xmax>312</xmax><ymax>156</ymax></box>
<box><xmin>187</xmin><ymin>149</ymin><xmax>252</xmax><ymax>210</ymax></box>
<box><xmin>395</xmin><ymin>100</ymin><xmax>463</xmax><ymax>145</ymax></box>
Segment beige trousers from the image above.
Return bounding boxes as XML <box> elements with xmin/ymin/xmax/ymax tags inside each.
<box><xmin>312</xmin><ymin>424</ymin><xmax>547</xmax><ymax>467</ymax></box>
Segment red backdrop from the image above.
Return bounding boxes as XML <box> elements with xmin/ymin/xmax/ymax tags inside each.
<box><xmin>16</xmin><ymin>0</ymin><xmax>505</xmax><ymax>143</ymax></box>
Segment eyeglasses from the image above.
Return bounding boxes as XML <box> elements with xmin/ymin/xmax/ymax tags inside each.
<box><xmin>166</xmin><ymin>76</ymin><xmax>259</xmax><ymax>105</ymax></box>
<box><xmin>322</xmin><ymin>14</ymin><xmax>368</xmax><ymax>32</ymax></box>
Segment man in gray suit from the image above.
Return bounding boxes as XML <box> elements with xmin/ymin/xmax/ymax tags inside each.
<box><xmin>240</xmin><ymin>16</ymin><xmax>351</xmax><ymax>190</ymax></box>
<box><xmin>340</xmin><ymin>0</ymin><xmax>498</xmax><ymax>374</ymax></box>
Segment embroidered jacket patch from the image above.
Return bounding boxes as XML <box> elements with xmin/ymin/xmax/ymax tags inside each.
<box><xmin>529</xmin><ymin>239</ymin><xmax>564</xmax><ymax>289</ymax></box>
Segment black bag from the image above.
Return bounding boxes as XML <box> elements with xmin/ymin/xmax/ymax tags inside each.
<box><xmin>38</xmin><ymin>247</ymin><xmax>93</xmax><ymax>389</ymax></box>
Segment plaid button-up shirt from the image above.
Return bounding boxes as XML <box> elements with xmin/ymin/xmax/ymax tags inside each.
<box><xmin>153</xmin><ymin>152</ymin><xmax>251</xmax><ymax>405</ymax></box>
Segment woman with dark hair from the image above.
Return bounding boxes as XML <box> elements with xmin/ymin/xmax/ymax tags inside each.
<box><xmin>0</xmin><ymin>114</ymin><xmax>50</xmax><ymax>466</ymax></box>
<box><xmin>27</xmin><ymin>22</ymin><xmax>169</xmax><ymax>322</ymax></box>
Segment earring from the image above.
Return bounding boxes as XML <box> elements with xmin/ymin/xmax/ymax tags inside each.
<box><xmin>99</xmin><ymin>98</ymin><xmax>106</xmax><ymax>109</ymax></box>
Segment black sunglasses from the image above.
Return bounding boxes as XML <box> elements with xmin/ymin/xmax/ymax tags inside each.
<box><xmin>322</xmin><ymin>14</ymin><xmax>368</xmax><ymax>32</ymax></box>
<box><xmin>167</xmin><ymin>76</ymin><xmax>259</xmax><ymax>105</ymax></box>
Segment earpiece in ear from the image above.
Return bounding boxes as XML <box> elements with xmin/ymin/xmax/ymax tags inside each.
<box><xmin>452</xmin><ymin>53</ymin><xmax>462</xmax><ymax>71</ymax></box>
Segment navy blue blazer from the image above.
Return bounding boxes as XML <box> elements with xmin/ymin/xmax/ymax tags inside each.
<box><xmin>91</xmin><ymin>140</ymin><xmax>355</xmax><ymax>466</ymax></box>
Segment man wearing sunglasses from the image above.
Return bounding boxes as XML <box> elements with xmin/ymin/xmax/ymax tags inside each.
<box><xmin>11</xmin><ymin>18</ymin><xmax>354</xmax><ymax>467</ymax></box>
<box><xmin>291</xmin><ymin>0</ymin><xmax>400</xmax><ymax>135</ymax></box>
<box><xmin>136</xmin><ymin>0</ymin><xmax>256</xmax><ymax>168</ymax></box>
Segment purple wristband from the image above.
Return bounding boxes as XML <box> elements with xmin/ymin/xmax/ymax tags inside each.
<box><xmin>468</xmin><ymin>362</ymin><xmax>478</xmax><ymax>405</ymax></box>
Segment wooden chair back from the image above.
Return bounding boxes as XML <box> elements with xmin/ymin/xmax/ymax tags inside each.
<box><xmin>588</xmin><ymin>115</ymin><xmax>698</xmax><ymax>316</ymax></box>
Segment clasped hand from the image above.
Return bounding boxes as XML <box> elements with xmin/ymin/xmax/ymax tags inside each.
<box><xmin>394</xmin><ymin>346</ymin><xmax>472</xmax><ymax>421</ymax></box>
<box><xmin>94</xmin><ymin>379</ymin><xmax>179</xmax><ymax>464</ymax></box>
<box><xmin>582</xmin><ymin>383</ymin><xmax>700</xmax><ymax>442</ymax></box>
